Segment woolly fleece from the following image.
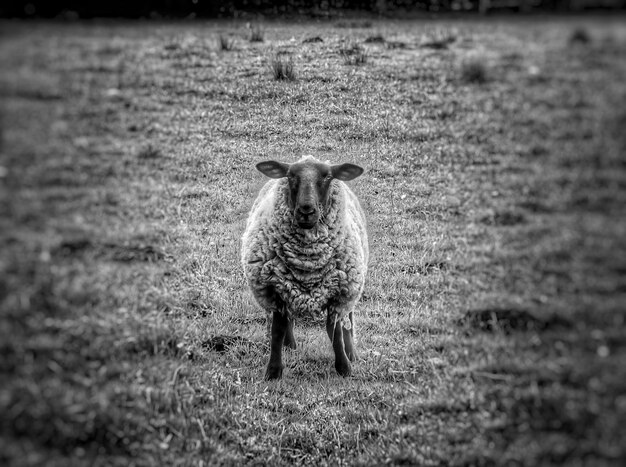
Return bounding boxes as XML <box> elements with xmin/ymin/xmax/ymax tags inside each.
<box><xmin>241</xmin><ymin>157</ymin><xmax>368</xmax><ymax>324</ymax></box>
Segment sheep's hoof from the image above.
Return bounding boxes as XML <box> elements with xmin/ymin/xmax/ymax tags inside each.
<box><xmin>265</xmin><ymin>364</ymin><xmax>283</xmax><ymax>380</ymax></box>
<box><xmin>346</xmin><ymin>349</ymin><xmax>357</xmax><ymax>362</ymax></box>
<box><xmin>283</xmin><ymin>339</ymin><xmax>297</xmax><ymax>350</ymax></box>
<box><xmin>335</xmin><ymin>361</ymin><xmax>352</xmax><ymax>377</ymax></box>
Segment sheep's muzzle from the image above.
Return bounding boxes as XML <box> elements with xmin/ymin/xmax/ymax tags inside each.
<box><xmin>294</xmin><ymin>204</ymin><xmax>319</xmax><ymax>229</ymax></box>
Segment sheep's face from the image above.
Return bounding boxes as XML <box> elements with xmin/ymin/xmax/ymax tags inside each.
<box><xmin>256</xmin><ymin>158</ymin><xmax>363</xmax><ymax>230</ymax></box>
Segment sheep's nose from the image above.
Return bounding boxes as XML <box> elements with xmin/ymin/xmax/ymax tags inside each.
<box><xmin>298</xmin><ymin>203</ymin><xmax>316</xmax><ymax>215</ymax></box>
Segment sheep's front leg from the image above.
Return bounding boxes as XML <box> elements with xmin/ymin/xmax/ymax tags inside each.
<box><xmin>343</xmin><ymin>312</ymin><xmax>356</xmax><ymax>362</ymax></box>
<box><xmin>283</xmin><ymin>317</ymin><xmax>297</xmax><ymax>350</ymax></box>
<box><xmin>326</xmin><ymin>313</ymin><xmax>351</xmax><ymax>377</ymax></box>
<box><xmin>266</xmin><ymin>310</ymin><xmax>289</xmax><ymax>380</ymax></box>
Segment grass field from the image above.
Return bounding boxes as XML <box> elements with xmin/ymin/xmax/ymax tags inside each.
<box><xmin>1</xmin><ymin>16</ymin><xmax>625</xmax><ymax>466</ymax></box>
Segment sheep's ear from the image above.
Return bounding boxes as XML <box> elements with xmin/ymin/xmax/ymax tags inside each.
<box><xmin>331</xmin><ymin>163</ymin><xmax>364</xmax><ymax>181</ymax></box>
<box><xmin>256</xmin><ymin>161</ymin><xmax>290</xmax><ymax>179</ymax></box>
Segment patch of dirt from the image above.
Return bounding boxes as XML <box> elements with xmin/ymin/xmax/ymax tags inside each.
<box><xmin>202</xmin><ymin>335</ymin><xmax>255</xmax><ymax>353</ymax></box>
<box><xmin>184</xmin><ymin>298</ymin><xmax>215</xmax><ymax>317</ymax></box>
<box><xmin>52</xmin><ymin>239</ymin><xmax>93</xmax><ymax>256</ymax></box>
<box><xmin>401</xmin><ymin>261</ymin><xmax>448</xmax><ymax>275</ymax></box>
<box><xmin>497</xmin><ymin>388</ymin><xmax>597</xmax><ymax>439</ymax></box>
<box><xmin>52</xmin><ymin>239</ymin><xmax>170</xmax><ymax>262</ymax></box>
<box><xmin>518</xmin><ymin>199</ymin><xmax>554</xmax><ymax>213</ymax></box>
<box><xmin>364</xmin><ymin>35</ymin><xmax>385</xmax><ymax>44</ymax></box>
<box><xmin>481</xmin><ymin>210</ymin><xmax>527</xmax><ymax>226</ymax></box>
<box><xmin>231</xmin><ymin>315</ymin><xmax>267</xmax><ymax>326</ymax></box>
<box><xmin>302</xmin><ymin>36</ymin><xmax>323</xmax><ymax>43</ymax></box>
<box><xmin>107</xmin><ymin>244</ymin><xmax>168</xmax><ymax>262</ymax></box>
<box><xmin>386</xmin><ymin>41</ymin><xmax>407</xmax><ymax>49</ymax></box>
<box><xmin>406</xmin><ymin>325</ymin><xmax>449</xmax><ymax>336</ymax></box>
<box><xmin>420</xmin><ymin>36</ymin><xmax>456</xmax><ymax>50</ymax></box>
<box><xmin>458</xmin><ymin>308</ymin><xmax>572</xmax><ymax>334</ymax></box>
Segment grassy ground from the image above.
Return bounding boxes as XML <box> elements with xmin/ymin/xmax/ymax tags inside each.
<box><xmin>1</xmin><ymin>16</ymin><xmax>625</xmax><ymax>466</ymax></box>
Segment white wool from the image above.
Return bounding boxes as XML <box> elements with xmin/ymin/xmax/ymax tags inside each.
<box><xmin>241</xmin><ymin>157</ymin><xmax>368</xmax><ymax>327</ymax></box>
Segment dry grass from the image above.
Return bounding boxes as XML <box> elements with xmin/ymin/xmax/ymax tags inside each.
<box><xmin>340</xmin><ymin>42</ymin><xmax>367</xmax><ymax>65</ymax></box>
<box><xmin>271</xmin><ymin>53</ymin><xmax>296</xmax><ymax>81</ymax></box>
<box><xmin>219</xmin><ymin>34</ymin><xmax>234</xmax><ymax>51</ymax></box>
<box><xmin>249</xmin><ymin>23</ymin><xmax>264</xmax><ymax>42</ymax></box>
<box><xmin>1</xmin><ymin>17</ymin><xmax>625</xmax><ymax>466</ymax></box>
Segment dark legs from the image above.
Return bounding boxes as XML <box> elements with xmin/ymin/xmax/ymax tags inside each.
<box><xmin>326</xmin><ymin>313</ymin><xmax>352</xmax><ymax>377</ymax></box>
<box><xmin>343</xmin><ymin>312</ymin><xmax>356</xmax><ymax>362</ymax></box>
<box><xmin>266</xmin><ymin>308</ymin><xmax>355</xmax><ymax>380</ymax></box>
<box><xmin>265</xmin><ymin>310</ymin><xmax>289</xmax><ymax>380</ymax></box>
<box><xmin>283</xmin><ymin>317</ymin><xmax>297</xmax><ymax>350</ymax></box>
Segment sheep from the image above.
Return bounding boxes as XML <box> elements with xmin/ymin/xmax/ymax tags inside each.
<box><xmin>241</xmin><ymin>155</ymin><xmax>368</xmax><ymax>380</ymax></box>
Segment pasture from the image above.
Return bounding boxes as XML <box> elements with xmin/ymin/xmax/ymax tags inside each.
<box><xmin>1</xmin><ymin>16</ymin><xmax>625</xmax><ymax>466</ymax></box>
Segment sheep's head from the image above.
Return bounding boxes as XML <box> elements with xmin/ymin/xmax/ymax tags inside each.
<box><xmin>256</xmin><ymin>157</ymin><xmax>363</xmax><ymax>229</ymax></box>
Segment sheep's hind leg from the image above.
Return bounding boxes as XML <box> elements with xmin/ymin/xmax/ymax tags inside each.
<box><xmin>283</xmin><ymin>317</ymin><xmax>297</xmax><ymax>350</ymax></box>
<box><xmin>326</xmin><ymin>313</ymin><xmax>351</xmax><ymax>377</ymax></box>
<box><xmin>343</xmin><ymin>312</ymin><xmax>357</xmax><ymax>362</ymax></box>
<box><xmin>265</xmin><ymin>310</ymin><xmax>289</xmax><ymax>380</ymax></box>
